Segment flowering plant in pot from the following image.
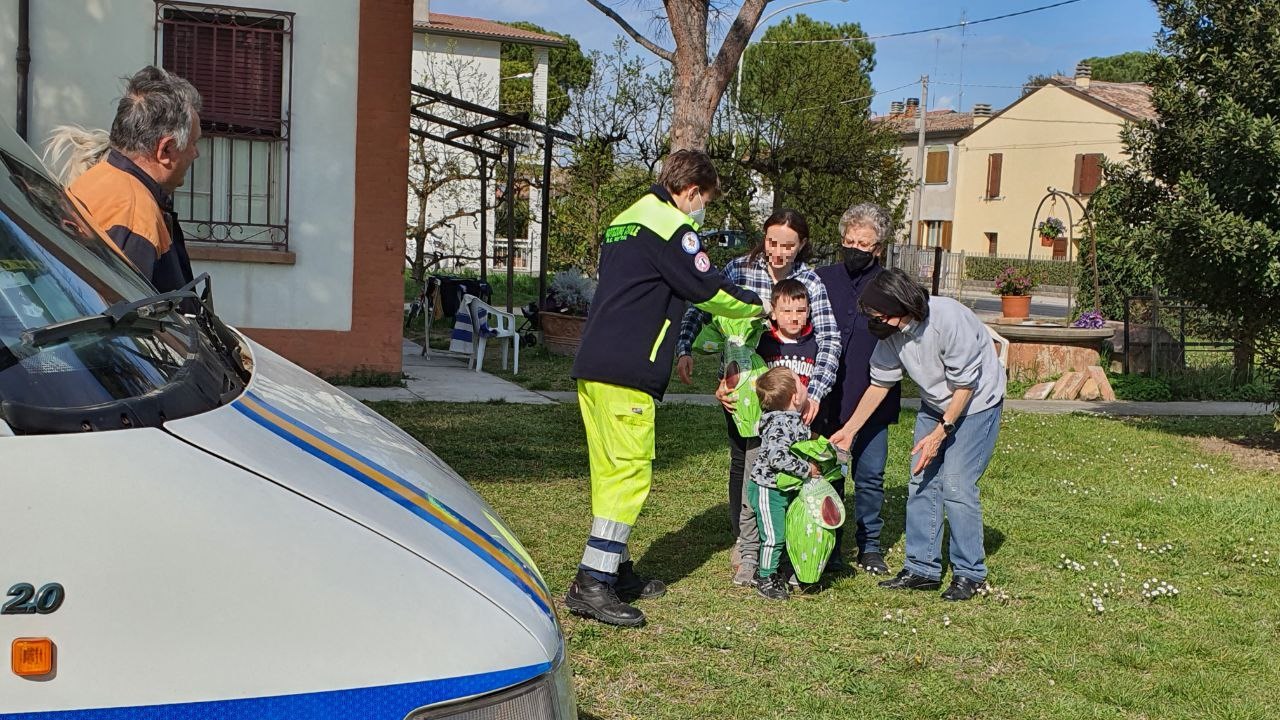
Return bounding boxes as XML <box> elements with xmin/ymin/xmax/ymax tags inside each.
<box><xmin>1038</xmin><ymin>217</ymin><xmax>1065</xmax><ymax>247</ymax></box>
<box><xmin>540</xmin><ymin>269</ymin><xmax>596</xmax><ymax>355</ymax></box>
<box><xmin>993</xmin><ymin>266</ymin><xmax>1037</xmax><ymax>318</ymax></box>
<box><xmin>1070</xmin><ymin>310</ymin><xmax>1107</xmax><ymax>329</ymax></box>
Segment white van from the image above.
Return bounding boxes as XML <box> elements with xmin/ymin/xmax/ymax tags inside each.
<box><xmin>0</xmin><ymin>121</ymin><xmax>573</xmax><ymax>719</ymax></box>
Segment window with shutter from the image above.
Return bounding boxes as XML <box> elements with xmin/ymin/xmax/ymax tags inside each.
<box><xmin>156</xmin><ymin>2</ymin><xmax>293</xmax><ymax>251</ymax></box>
<box><xmin>925</xmin><ymin>147</ymin><xmax>949</xmax><ymax>184</ymax></box>
<box><xmin>985</xmin><ymin>153</ymin><xmax>1002</xmax><ymax>199</ymax></box>
<box><xmin>1073</xmin><ymin>153</ymin><xmax>1104</xmax><ymax>196</ymax></box>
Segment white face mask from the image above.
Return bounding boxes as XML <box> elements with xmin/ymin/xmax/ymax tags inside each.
<box><xmin>687</xmin><ymin>190</ymin><xmax>706</xmax><ymax>226</ymax></box>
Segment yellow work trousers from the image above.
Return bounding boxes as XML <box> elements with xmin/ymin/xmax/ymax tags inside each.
<box><xmin>577</xmin><ymin>379</ymin><xmax>656</xmax><ymax>528</ymax></box>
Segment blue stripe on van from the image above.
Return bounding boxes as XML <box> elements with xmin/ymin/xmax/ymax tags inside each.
<box><xmin>0</xmin><ymin>662</ymin><xmax>551</xmax><ymax>719</ymax></box>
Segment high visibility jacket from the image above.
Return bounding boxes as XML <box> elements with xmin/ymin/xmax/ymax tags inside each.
<box><xmin>572</xmin><ymin>185</ymin><xmax>763</xmax><ymax>399</ymax></box>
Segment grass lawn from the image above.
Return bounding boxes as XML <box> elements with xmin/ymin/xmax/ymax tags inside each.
<box><xmin>372</xmin><ymin>402</ymin><xmax>1280</xmax><ymax>720</ymax></box>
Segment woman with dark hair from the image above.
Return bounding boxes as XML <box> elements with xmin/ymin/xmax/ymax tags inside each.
<box><xmin>675</xmin><ymin>209</ymin><xmax>840</xmax><ymax>586</ymax></box>
<box><xmin>830</xmin><ymin>268</ymin><xmax>1006</xmax><ymax>601</ymax></box>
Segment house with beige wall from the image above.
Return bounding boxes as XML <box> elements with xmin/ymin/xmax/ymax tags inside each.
<box><xmin>876</xmin><ymin>99</ymin><xmax>976</xmax><ymax>250</ymax></box>
<box><xmin>950</xmin><ymin>67</ymin><xmax>1156</xmax><ymax>259</ymax></box>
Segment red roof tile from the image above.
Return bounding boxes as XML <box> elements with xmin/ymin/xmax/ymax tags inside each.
<box><xmin>414</xmin><ymin>13</ymin><xmax>566</xmax><ymax>47</ymax></box>
<box><xmin>874</xmin><ymin>109</ymin><xmax>975</xmax><ymax>137</ymax></box>
<box><xmin>1050</xmin><ymin>77</ymin><xmax>1157</xmax><ymax>122</ymax></box>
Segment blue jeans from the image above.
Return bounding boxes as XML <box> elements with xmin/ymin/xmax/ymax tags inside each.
<box><xmin>845</xmin><ymin>423</ymin><xmax>890</xmax><ymax>555</ymax></box>
<box><xmin>902</xmin><ymin>403</ymin><xmax>1002</xmax><ymax>582</ymax></box>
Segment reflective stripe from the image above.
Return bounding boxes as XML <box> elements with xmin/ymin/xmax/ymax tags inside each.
<box><xmin>581</xmin><ymin>545</ymin><xmax>623</xmax><ymax>573</ymax></box>
<box><xmin>648</xmin><ymin>318</ymin><xmax>671</xmax><ymax>362</ymax></box>
<box><xmin>590</xmin><ymin>517</ymin><xmax>633</xmax><ymax>543</ymax></box>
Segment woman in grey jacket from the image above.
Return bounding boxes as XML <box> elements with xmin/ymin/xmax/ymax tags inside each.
<box><xmin>830</xmin><ymin>269</ymin><xmax>1006</xmax><ymax>601</ymax></box>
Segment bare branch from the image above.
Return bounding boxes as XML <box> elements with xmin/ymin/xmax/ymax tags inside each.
<box><xmin>585</xmin><ymin>0</ymin><xmax>675</xmax><ymax>62</ymax></box>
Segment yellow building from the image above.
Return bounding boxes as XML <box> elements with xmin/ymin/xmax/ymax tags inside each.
<box><xmin>950</xmin><ymin>68</ymin><xmax>1156</xmax><ymax>259</ymax></box>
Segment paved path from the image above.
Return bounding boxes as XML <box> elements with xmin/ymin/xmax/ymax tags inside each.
<box><xmin>338</xmin><ymin>340</ymin><xmax>553</xmax><ymax>404</ymax></box>
<box><xmin>540</xmin><ymin>392</ymin><xmax>1272</xmax><ymax>416</ymax></box>
<box><xmin>339</xmin><ymin>341</ymin><xmax>1269</xmax><ymax>417</ymax></box>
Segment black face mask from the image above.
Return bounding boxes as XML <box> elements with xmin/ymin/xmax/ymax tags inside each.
<box><xmin>867</xmin><ymin>315</ymin><xmax>901</xmax><ymax>339</ymax></box>
<box><xmin>843</xmin><ymin>247</ymin><xmax>875</xmax><ymax>273</ymax></box>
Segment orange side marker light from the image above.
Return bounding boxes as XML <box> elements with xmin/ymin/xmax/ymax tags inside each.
<box><xmin>12</xmin><ymin>637</ymin><xmax>54</xmax><ymax>677</ymax></box>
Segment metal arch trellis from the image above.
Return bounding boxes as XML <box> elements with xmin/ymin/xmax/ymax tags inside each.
<box><xmin>1025</xmin><ymin>186</ymin><xmax>1101</xmax><ymax>314</ymax></box>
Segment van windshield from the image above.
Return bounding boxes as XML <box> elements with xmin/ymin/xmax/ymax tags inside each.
<box><xmin>0</xmin><ymin>144</ymin><xmax>245</xmax><ymax>434</ymax></box>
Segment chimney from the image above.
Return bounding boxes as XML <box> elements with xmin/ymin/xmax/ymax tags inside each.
<box><xmin>414</xmin><ymin>0</ymin><xmax>430</xmax><ymax>25</ymax></box>
<box><xmin>904</xmin><ymin>97</ymin><xmax>919</xmax><ymax>118</ymax></box>
<box><xmin>972</xmin><ymin>102</ymin><xmax>992</xmax><ymax>127</ymax></box>
<box><xmin>889</xmin><ymin>100</ymin><xmax>905</xmax><ymax>117</ymax></box>
<box><xmin>1075</xmin><ymin>61</ymin><xmax>1092</xmax><ymax>90</ymax></box>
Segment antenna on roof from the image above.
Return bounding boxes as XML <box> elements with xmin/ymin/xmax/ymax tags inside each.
<box><xmin>957</xmin><ymin>8</ymin><xmax>968</xmax><ymax>112</ymax></box>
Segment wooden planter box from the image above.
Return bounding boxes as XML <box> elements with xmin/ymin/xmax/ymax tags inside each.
<box><xmin>540</xmin><ymin>312</ymin><xmax>587</xmax><ymax>356</ymax></box>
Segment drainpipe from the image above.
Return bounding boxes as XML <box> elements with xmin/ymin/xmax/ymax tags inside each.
<box><xmin>16</xmin><ymin>0</ymin><xmax>31</xmax><ymax>140</ymax></box>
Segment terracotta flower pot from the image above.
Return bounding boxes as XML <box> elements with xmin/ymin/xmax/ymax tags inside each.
<box><xmin>1040</xmin><ymin>234</ymin><xmax>1055</xmax><ymax>247</ymax></box>
<box><xmin>539</xmin><ymin>312</ymin><xmax>587</xmax><ymax>356</ymax></box>
<box><xmin>1001</xmin><ymin>294</ymin><xmax>1032</xmax><ymax>319</ymax></box>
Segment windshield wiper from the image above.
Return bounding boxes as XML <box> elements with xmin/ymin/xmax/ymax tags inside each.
<box><xmin>20</xmin><ymin>286</ymin><xmax>198</xmax><ymax>349</ymax></box>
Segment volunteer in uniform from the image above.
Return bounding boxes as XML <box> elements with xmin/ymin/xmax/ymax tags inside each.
<box><xmin>566</xmin><ymin>149</ymin><xmax>765</xmax><ymax>627</ymax></box>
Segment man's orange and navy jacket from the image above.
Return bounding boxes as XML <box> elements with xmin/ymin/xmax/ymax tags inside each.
<box><xmin>69</xmin><ymin>150</ymin><xmax>194</xmax><ymax>293</ymax></box>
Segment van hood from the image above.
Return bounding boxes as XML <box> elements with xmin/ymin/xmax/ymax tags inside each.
<box><xmin>164</xmin><ymin>340</ymin><xmax>560</xmax><ymax>657</ymax></box>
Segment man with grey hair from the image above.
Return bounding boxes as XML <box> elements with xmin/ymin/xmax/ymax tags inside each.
<box><xmin>65</xmin><ymin>65</ymin><xmax>201</xmax><ymax>293</ymax></box>
<box><xmin>813</xmin><ymin>201</ymin><xmax>902</xmax><ymax>577</ymax></box>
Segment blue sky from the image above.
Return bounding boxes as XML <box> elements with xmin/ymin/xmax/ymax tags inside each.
<box><xmin>429</xmin><ymin>0</ymin><xmax>1162</xmax><ymax>115</ymax></box>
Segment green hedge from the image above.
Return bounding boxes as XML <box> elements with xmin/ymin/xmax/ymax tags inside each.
<box><xmin>964</xmin><ymin>256</ymin><xmax>1079</xmax><ymax>287</ymax></box>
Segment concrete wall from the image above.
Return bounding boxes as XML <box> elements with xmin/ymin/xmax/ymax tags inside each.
<box><xmin>952</xmin><ymin>84</ymin><xmax>1128</xmax><ymax>258</ymax></box>
<box><xmin>0</xmin><ymin>0</ymin><xmax>361</xmax><ymax>333</ymax></box>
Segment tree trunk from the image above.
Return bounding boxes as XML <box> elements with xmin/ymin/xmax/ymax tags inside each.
<box><xmin>1233</xmin><ymin>330</ymin><xmax>1254</xmax><ymax>385</ymax></box>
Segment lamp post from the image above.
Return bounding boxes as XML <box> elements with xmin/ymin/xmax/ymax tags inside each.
<box><xmin>736</xmin><ymin>0</ymin><xmax>850</xmax><ymax>105</ymax></box>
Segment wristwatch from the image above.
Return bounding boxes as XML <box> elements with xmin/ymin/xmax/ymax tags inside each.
<box><xmin>941</xmin><ymin>420</ymin><xmax>957</xmax><ymax>437</ymax></box>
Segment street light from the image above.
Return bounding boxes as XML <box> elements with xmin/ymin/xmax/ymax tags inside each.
<box><xmin>501</xmin><ymin>72</ymin><xmax>533</xmax><ymax>81</ymax></box>
<box><xmin>737</xmin><ymin>0</ymin><xmax>850</xmax><ymax>104</ymax></box>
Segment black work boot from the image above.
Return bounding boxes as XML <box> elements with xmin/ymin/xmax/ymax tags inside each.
<box><xmin>564</xmin><ymin>570</ymin><xmax>646</xmax><ymax>627</ymax></box>
<box><xmin>615</xmin><ymin>560</ymin><xmax>667</xmax><ymax>602</ymax></box>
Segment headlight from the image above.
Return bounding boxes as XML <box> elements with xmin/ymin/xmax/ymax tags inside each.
<box><xmin>407</xmin><ymin>650</ymin><xmax>576</xmax><ymax>720</ymax></box>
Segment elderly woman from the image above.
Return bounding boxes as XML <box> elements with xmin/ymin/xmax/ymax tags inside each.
<box><xmin>830</xmin><ymin>269</ymin><xmax>1006</xmax><ymax>601</ymax></box>
<box><xmin>813</xmin><ymin>203</ymin><xmax>902</xmax><ymax>577</ymax></box>
<box><xmin>675</xmin><ymin>209</ymin><xmax>840</xmax><ymax>586</ymax></box>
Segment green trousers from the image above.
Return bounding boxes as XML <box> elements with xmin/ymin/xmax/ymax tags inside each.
<box><xmin>747</xmin><ymin>481</ymin><xmax>796</xmax><ymax>577</ymax></box>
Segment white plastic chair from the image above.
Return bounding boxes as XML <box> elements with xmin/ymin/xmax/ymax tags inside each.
<box><xmin>468</xmin><ymin>296</ymin><xmax>520</xmax><ymax>375</ymax></box>
<box><xmin>986</xmin><ymin>325</ymin><xmax>1010</xmax><ymax>368</ymax></box>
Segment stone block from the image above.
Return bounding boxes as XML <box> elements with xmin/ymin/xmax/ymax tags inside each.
<box><xmin>1086</xmin><ymin>365</ymin><xmax>1117</xmax><ymax>401</ymax></box>
<box><xmin>1079</xmin><ymin>378</ymin><xmax>1101</xmax><ymax>401</ymax></box>
<box><xmin>1023</xmin><ymin>381</ymin><xmax>1055</xmax><ymax>400</ymax></box>
<box><xmin>1051</xmin><ymin>371</ymin><xmax>1087</xmax><ymax>400</ymax></box>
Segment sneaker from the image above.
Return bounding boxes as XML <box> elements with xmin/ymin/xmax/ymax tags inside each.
<box><xmin>755</xmin><ymin>572</ymin><xmax>789</xmax><ymax>601</ymax></box>
<box><xmin>615</xmin><ymin>560</ymin><xmax>667</xmax><ymax>601</ymax></box>
<box><xmin>564</xmin><ymin>570</ymin><xmax>646</xmax><ymax>627</ymax></box>
<box><xmin>941</xmin><ymin>576</ymin><xmax>987</xmax><ymax>602</ymax></box>
<box><xmin>857</xmin><ymin>551</ymin><xmax>889</xmax><ymax>576</ymax></box>
<box><xmin>877</xmin><ymin>568</ymin><xmax>942</xmax><ymax>591</ymax></box>
<box><xmin>732</xmin><ymin>563</ymin><xmax>758</xmax><ymax>587</ymax></box>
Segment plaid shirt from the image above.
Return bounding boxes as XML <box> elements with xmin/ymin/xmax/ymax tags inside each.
<box><xmin>676</xmin><ymin>255</ymin><xmax>840</xmax><ymax>402</ymax></box>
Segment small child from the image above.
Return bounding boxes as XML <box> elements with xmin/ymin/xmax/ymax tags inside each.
<box><xmin>755</xmin><ymin>278</ymin><xmax>819</xmax><ymax>388</ymax></box>
<box><xmin>748</xmin><ymin>366</ymin><xmax>819</xmax><ymax>600</ymax></box>
<box><xmin>733</xmin><ymin>279</ymin><xmax>821</xmax><ymax>587</ymax></box>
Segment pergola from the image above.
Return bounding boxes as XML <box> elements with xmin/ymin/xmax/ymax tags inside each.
<box><xmin>409</xmin><ymin>83</ymin><xmax>575</xmax><ymax>310</ymax></box>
